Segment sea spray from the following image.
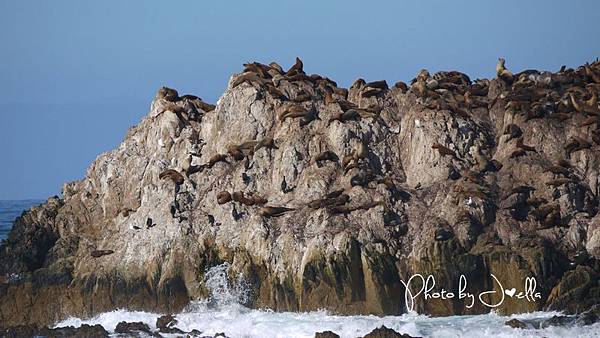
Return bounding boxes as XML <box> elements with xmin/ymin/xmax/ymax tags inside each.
<box><xmin>201</xmin><ymin>262</ymin><xmax>250</xmax><ymax>307</ymax></box>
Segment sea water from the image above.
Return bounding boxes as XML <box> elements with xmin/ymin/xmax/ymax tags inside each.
<box><xmin>0</xmin><ymin>199</ymin><xmax>44</xmax><ymax>241</ymax></box>
<box><xmin>55</xmin><ymin>263</ymin><xmax>600</xmax><ymax>338</ymax></box>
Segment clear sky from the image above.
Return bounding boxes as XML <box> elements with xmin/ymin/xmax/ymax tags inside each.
<box><xmin>1</xmin><ymin>1</ymin><xmax>599</xmax><ymax>200</ymax></box>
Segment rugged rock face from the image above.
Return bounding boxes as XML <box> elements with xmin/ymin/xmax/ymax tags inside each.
<box><xmin>2</xmin><ymin>58</ymin><xmax>600</xmax><ymax>327</ymax></box>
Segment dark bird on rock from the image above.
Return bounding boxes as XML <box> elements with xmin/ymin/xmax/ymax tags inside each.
<box><xmin>434</xmin><ymin>229</ymin><xmax>454</xmax><ymax>241</ymax></box>
<box><xmin>91</xmin><ymin>250</ymin><xmax>114</xmax><ymax>258</ymax></box>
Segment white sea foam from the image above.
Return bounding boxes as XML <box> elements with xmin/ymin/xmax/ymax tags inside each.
<box><xmin>54</xmin><ymin>263</ymin><xmax>600</xmax><ymax>338</ymax></box>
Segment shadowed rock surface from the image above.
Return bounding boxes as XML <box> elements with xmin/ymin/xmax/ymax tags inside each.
<box><xmin>1</xmin><ymin>59</ymin><xmax>600</xmax><ymax>327</ymax></box>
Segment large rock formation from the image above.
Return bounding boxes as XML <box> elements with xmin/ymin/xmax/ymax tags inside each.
<box><xmin>2</xmin><ymin>58</ymin><xmax>600</xmax><ymax>327</ymax></box>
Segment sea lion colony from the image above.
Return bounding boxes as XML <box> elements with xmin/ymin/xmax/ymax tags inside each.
<box><xmin>155</xmin><ymin>57</ymin><xmax>600</xmax><ymax>238</ymax></box>
<box><xmin>3</xmin><ymin>56</ymin><xmax>600</xmax><ymax>327</ymax></box>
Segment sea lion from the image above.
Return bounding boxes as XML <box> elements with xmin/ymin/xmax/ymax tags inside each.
<box><xmin>509</xmin><ymin>149</ymin><xmax>527</xmax><ymax>158</ymax></box>
<box><xmin>516</xmin><ymin>138</ymin><xmax>536</xmax><ymax>152</ymax></box>
<box><xmin>546</xmin><ymin>178</ymin><xmax>574</xmax><ymax>187</ymax></box>
<box><xmin>207</xmin><ymin>153</ymin><xmax>228</xmax><ymax>168</ymax></box>
<box><xmin>226</xmin><ymin>144</ymin><xmax>245</xmax><ymax>161</ymax></box>
<box><xmin>156</xmin><ymin>87</ymin><xmax>179</xmax><ymax>102</ymax></box>
<box><xmin>254</xmin><ymin>136</ymin><xmax>277</xmax><ymax>152</ymax></box>
<box><xmin>313</xmin><ymin>151</ymin><xmax>339</xmax><ymax>166</ymax></box>
<box><xmin>580</xmin><ymin>116</ymin><xmax>600</xmax><ymax>127</ymax></box>
<box><xmin>91</xmin><ymin>250</ymin><xmax>114</xmax><ymax>258</ymax></box>
<box><xmin>308</xmin><ymin>193</ymin><xmax>349</xmax><ymax>209</ymax></box>
<box><xmin>278</xmin><ymin>104</ymin><xmax>307</xmax><ymax>121</ymax></box>
<box><xmin>545</xmin><ymin>165</ymin><xmax>570</xmax><ymax>176</ymax></box>
<box><xmin>299</xmin><ymin>107</ymin><xmax>319</xmax><ymax>126</ymax></box>
<box><xmin>292</xmin><ymin>90</ymin><xmax>312</xmax><ymax>102</ymax></box>
<box><xmin>464</xmin><ymin>91</ymin><xmax>488</xmax><ymax>108</ymax></box>
<box><xmin>246</xmin><ymin>192</ymin><xmax>268</xmax><ymax>205</ymax></box>
<box><xmin>217</xmin><ymin>191</ymin><xmax>232</xmax><ymax>205</ymax></box>
<box><xmin>180</xmin><ymin>95</ymin><xmax>216</xmax><ymax>112</ymax></box>
<box><xmin>496</xmin><ymin>58</ymin><xmax>514</xmax><ymax>83</ymax></box>
<box><xmin>269</xmin><ymin>62</ymin><xmax>284</xmax><ymax>74</ymax></box>
<box><xmin>285</xmin><ymin>57</ymin><xmax>304</xmax><ymax>76</ymax></box>
<box><xmin>258</xmin><ymin>206</ymin><xmax>295</xmax><ymax>217</ymax></box>
<box><xmin>393</xmin><ymin>81</ymin><xmax>408</xmax><ymax>92</ymax></box>
<box><xmin>266</xmin><ymin>84</ymin><xmax>288</xmax><ymax>100</ymax></box>
<box><xmin>584</xmin><ymin>64</ymin><xmax>600</xmax><ymax>83</ymax></box>
<box><xmin>328</xmin><ymin>200</ymin><xmax>383</xmax><ymax>215</ymax></box>
<box><xmin>564</xmin><ymin>136</ymin><xmax>591</xmax><ymax>157</ymax></box>
<box><xmin>432</xmin><ymin>143</ymin><xmax>458</xmax><ymax>159</ymax></box>
<box><xmin>159</xmin><ymin>169</ymin><xmax>185</xmax><ymax>185</ymax></box>
<box><xmin>416</xmin><ymin>69</ymin><xmax>430</xmax><ymax>82</ymax></box>
<box><xmin>328</xmin><ymin>109</ymin><xmax>360</xmax><ymax>126</ymax></box>
<box><xmin>350</xmin><ymin>78</ymin><xmax>366</xmax><ymax>90</ymax></box>
<box><xmin>232</xmin><ymin>191</ymin><xmax>256</xmax><ymax>206</ymax></box>
<box><xmin>232</xmin><ymin>72</ymin><xmax>269</xmax><ymax>88</ymax></box>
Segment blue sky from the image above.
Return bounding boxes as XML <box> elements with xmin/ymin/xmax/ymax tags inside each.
<box><xmin>1</xmin><ymin>1</ymin><xmax>599</xmax><ymax>199</ymax></box>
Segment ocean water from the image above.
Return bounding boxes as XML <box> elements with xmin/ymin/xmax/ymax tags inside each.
<box><xmin>0</xmin><ymin>199</ymin><xmax>44</xmax><ymax>241</ymax></box>
<box><xmin>54</xmin><ymin>263</ymin><xmax>600</xmax><ymax>338</ymax></box>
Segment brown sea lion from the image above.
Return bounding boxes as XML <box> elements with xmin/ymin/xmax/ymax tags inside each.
<box><xmin>285</xmin><ymin>57</ymin><xmax>304</xmax><ymax>76</ymax></box>
<box><xmin>156</xmin><ymin>87</ymin><xmax>179</xmax><ymax>102</ymax></box>
<box><xmin>258</xmin><ymin>206</ymin><xmax>295</xmax><ymax>217</ymax></box>
<box><xmin>432</xmin><ymin>143</ymin><xmax>458</xmax><ymax>158</ymax></box>
<box><xmin>159</xmin><ymin>169</ymin><xmax>185</xmax><ymax>185</ymax></box>
<box><xmin>496</xmin><ymin>58</ymin><xmax>514</xmax><ymax>83</ymax></box>
<box><xmin>207</xmin><ymin>153</ymin><xmax>228</xmax><ymax>168</ymax></box>
<box><xmin>516</xmin><ymin>138</ymin><xmax>536</xmax><ymax>152</ymax></box>
<box><xmin>217</xmin><ymin>191</ymin><xmax>232</xmax><ymax>205</ymax></box>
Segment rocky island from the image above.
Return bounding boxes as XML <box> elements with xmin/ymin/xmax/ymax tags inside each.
<box><xmin>1</xmin><ymin>58</ymin><xmax>600</xmax><ymax>334</ymax></box>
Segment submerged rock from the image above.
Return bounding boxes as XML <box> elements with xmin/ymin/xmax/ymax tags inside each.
<box><xmin>362</xmin><ymin>325</ymin><xmax>419</xmax><ymax>338</ymax></box>
<box><xmin>505</xmin><ymin>318</ymin><xmax>528</xmax><ymax>329</ymax></box>
<box><xmin>0</xmin><ymin>324</ymin><xmax>109</xmax><ymax>338</ymax></box>
<box><xmin>114</xmin><ymin>321</ymin><xmax>152</xmax><ymax>334</ymax></box>
<box><xmin>1</xmin><ymin>59</ymin><xmax>600</xmax><ymax>327</ymax></box>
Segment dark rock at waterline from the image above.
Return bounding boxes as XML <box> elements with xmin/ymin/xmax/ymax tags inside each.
<box><xmin>186</xmin><ymin>329</ymin><xmax>204</xmax><ymax>337</ymax></box>
<box><xmin>577</xmin><ymin>304</ymin><xmax>600</xmax><ymax>326</ymax></box>
<box><xmin>505</xmin><ymin>318</ymin><xmax>528</xmax><ymax>329</ymax></box>
<box><xmin>156</xmin><ymin>314</ymin><xmax>177</xmax><ymax>329</ymax></box>
<box><xmin>315</xmin><ymin>331</ymin><xmax>341</xmax><ymax>338</ymax></box>
<box><xmin>362</xmin><ymin>325</ymin><xmax>419</xmax><ymax>338</ymax></box>
<box><xmin>541</xmin><ymin>315</ymin><xmax>577</xmax><ymax>328</ymax></box>
<box><xmin>160</xmin><ymin>326</ymin><xmax>186</xmax><ymax>334</ymax></box>
<box><xmin>0</xmin><ymin>324</ymin><xmax>109</xmax><ymax>338</ymax></box>
<box><xmin>114</xmin><ymin>321</ymin><xmax>152</xmax><ymax>334</ymax></box>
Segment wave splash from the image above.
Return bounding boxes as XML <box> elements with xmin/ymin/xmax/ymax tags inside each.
<box><xmin>54</xmin><ymin>263</ymin><xmax>600</xmax><ymax>337</ymax></box>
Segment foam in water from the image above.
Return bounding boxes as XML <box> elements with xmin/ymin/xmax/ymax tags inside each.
<box><xmin>55</xmin><ymin>263</ymin><xmax>600</xmax><ymax>338</ymax></box>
